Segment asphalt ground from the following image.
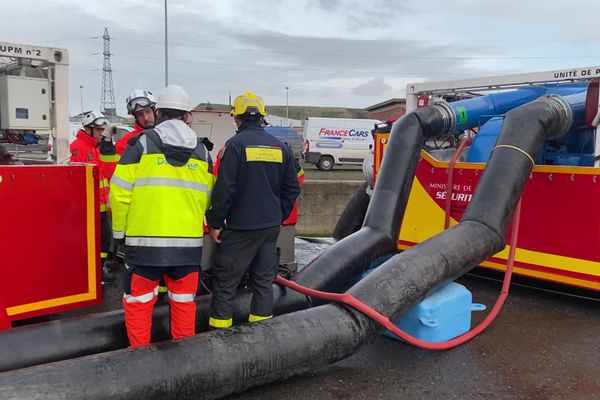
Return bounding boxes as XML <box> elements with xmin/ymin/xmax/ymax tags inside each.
<box><xmin>46</xmin><ymin>238</ymin><xmax>600</xmax><ymax>400</ymax></box>
<box><xmin>16</xmin><ymin>168</ymin><xmax>600</xmax><ymax>400</ymax></box>
<box><xmin>300</xmin><ymin>161</ymin><xmax>364</xmax><ymax>181</ymax></box>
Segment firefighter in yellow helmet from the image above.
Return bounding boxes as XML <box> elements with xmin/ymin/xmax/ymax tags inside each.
<box><xmin>206</xmin><ymin>91</ymin><xmax>300</xmax><ymax>329</ymax></box>
<box><xmin>110</xmin><ymin>85</ymin><xmax>215</xmax><ymax>346</ymax></box>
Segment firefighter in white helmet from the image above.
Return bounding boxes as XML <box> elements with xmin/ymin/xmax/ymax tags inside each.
<box><xmin>116</xmin><ymin>90</ymin><xmax>157</xmax><ymax>155</ymax></box>
<box><xmin>110</xmin><ymin>85</ymin><xmax>215</xmax><ymax>346</ymax></box>
<box><xmin>70</xmin><ymin>110</ymin><xmax>119</xmax><ymax>282</ymax></box>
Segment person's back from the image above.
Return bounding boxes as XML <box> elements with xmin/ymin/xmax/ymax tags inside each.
<box><xmin>207</xmin><ymin>91</ymin><xmax>300</xmax><ymax>330</ymax></box>
<box><xmin>110</xmin><ymin>85</ymin><xmax>215</xmax><ymax>346</ymax></box>
<box><xmin>217</xmin><ymin>120</ymin><xmax>297</xmax><ymax>230</ymax></box>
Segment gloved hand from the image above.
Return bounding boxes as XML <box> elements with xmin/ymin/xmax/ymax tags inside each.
<box><xmin>99</xmin><ymin>137</ymin><xmax>116</xmax><ymax>155</ymax></box>
<box><xmin>112</xmin><ymin>238</ymin><xmax>126</xmax><ymax>260</ymax></box>
<box><xmin>201</xmin><ymin>137</ymin><xmax>214</xmax><ymax>152</ymax></box>
<box><xmin>102</xmin><ymin>124</ymin><xmax>118</xmax><ymax>139</ymax></box>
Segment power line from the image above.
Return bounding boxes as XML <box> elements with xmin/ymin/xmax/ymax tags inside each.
<box><xmin>111</xmin><ymin>38</ymin><xmax>600</xmax><ymax>60</ymax></box>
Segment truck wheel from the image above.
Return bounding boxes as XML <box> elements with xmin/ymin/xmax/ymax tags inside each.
<box><xmin>317</xmin><ymin>155</ymin><xmax>334</xmax><ymax>171</ymax></box>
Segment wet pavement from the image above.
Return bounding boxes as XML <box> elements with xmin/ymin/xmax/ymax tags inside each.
<box><xmin>52</xmin><ymin>239</ymin><xmax>600</xmax><ymax>399</ymax></box>
<box><xmin>230</xmin><ymin>272</ymin><xmax>600</xmax><ymax>400</ymax></box>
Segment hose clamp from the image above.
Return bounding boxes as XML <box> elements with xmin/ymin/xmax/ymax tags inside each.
<box><xmin>430</xmin><ymin>100</ymin><xmax>457</xmax><ymax>138</ymax></box>
<box><xmin>541</xmin><ymin>94</ymin><xmax>573</xmax><ymax>139</ymax></box>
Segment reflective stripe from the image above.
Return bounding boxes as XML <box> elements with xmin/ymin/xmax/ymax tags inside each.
<box><xmin>158</xmin><ymin>285</ymin><xmax>168</xmax><ymax>293</ymax></box>
<box><xmin>123</xmin><ymin>287</ymin><xmax>159</xmax><ymax>303</ymax></box>
<box><xmin>113</xmin><ymin>230</ymin><xmax>125</xmax><ymax>239</ymax></box>
<box><xmin>248</xmin><ymin>314</ymin><xmax>273</xmax><ymax>323</ymax></box>
<box><xmin>100</xmin><ymin>252</ymin><xmax>108</xmax><ymax>259</ymax></box>
<box><xmin>111</xmin><ymin>175</ymin><xmax>134</xmax><ymax>191</ymax></box>
<box><xmin>126</xmin><ymin>236</ymin><xmax>203</xmax><ymax>247</ymax></box>
<box><xmin>167</xmin><ymin>291</ymin><xmax>195</xmax><ymax>302</ymax></box>
<box><xmin>245</xmin><ymin>147</ymin><xmax>283</xmax><ymax>163</ymax></box>
<box><xmin>135</xmin><ymin>177</ymin><xmax>208</xmax><ymax>193</ymax></box>
<box><xmin>297</xmin><ymin>169</ymin><xmax>304</xmax><ymax>178</ymax></box>
<box><xmin>139</xmin><ymin>135</ymin><xmax>148</xmax><ymax>154</ymax></box>
<box><xmin>208</xmin><ymin>316</ymin><xmax>233</xmax><ymax>329</ymax></box>
<box><xmin>100</xmin><ymin>154</ymin><xmax>119</xmax><ymax>162</ymax></box>
<box><xmin>99</xmin><ymin>178</ymin><xmax>110</xmax><ymax>189</ymax></box>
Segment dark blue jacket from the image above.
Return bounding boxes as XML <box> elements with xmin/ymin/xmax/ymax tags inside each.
<box><xmin>207</xmin><ymin>120</ymin><xmax>300</xmax><ymax>230</ymax></box>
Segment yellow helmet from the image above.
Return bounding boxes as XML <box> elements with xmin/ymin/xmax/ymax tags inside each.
<box><xmin>231</xmin><ymin>91</ymin><xmax>267</xmax><ymax>117</ymax></box>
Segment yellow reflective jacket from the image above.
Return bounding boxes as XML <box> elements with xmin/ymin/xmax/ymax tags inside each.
<box><xmin>110</xmin><ymin>119</ymin><xmax>215</xmax><ymax>266</ymax></box>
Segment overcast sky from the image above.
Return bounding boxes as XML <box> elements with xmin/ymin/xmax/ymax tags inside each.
<box><xmin>2</xmin><ymin>0</ymin><xmax>600</xmax><ymax>116</ymax></box>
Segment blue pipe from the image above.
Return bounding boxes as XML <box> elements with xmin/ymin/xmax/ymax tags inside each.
<box><xmin>449</xmin><ymin>83</ymin><xmax>589</xmax><ymax>132</ymax></box>
<box><xmin>466</xmin><ymin>91</ymin><xmax>588</xmax><ymax>163</ymax></box>
<box><xmin>451</xmin><ymin>87</ymin><xmax>547</xmax><ymax>132</ymax></box>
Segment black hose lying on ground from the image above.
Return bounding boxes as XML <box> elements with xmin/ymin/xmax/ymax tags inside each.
<box><xmin>0</xmin><ymin>97</ymin><xmax>574</xmax><ymax>399</ymax></box>
<box><xmin>0</xmin><ymin>105</ymin><xmax>451</xmax><ymax>373</ymax></box>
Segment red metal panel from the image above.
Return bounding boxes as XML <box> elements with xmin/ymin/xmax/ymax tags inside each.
<box><xmin>0</xmin><ymin>293</ymin><xmax>11</xmax><ymax>330</ymax></box>
<box><xmin>415</xmin><ymin>159</ymin><xmax>600</xmax><ymax>262</ymax></box>
<box><xmin>0</xmin><ymin>165</ymin><xmax>101</xmax><ymax>321</ymax></box>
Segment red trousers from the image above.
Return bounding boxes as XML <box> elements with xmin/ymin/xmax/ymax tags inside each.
<box><xmin>123</xmin><ymin>265</ymin><xmax>198</xmax><ymax>347</ymax></box>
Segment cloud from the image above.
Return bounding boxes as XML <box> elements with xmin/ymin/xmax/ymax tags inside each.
<box><xmin>353</xmin><ymin>77</ymin><xmax>392</xmax><ymax>96</ymax></box>
<box><xmin>1</xmin><ymin>0</ymin><xmax>600</xmax><ymax>116</ymax></box>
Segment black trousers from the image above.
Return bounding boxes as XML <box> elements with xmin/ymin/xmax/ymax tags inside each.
<box><xmin>210</xmin><ymin>226</ymin><xmax>280</xmax><ymax>320</ymax></box>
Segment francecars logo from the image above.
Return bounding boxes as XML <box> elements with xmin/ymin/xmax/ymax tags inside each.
<box><xmin>318</xmin><ymin>128</ymin><xmax>370</xmax><ymax>137</ymax></box>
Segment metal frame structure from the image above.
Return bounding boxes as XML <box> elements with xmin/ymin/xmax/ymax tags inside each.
<box><xmin>0</xmin><ymin>41</ymin><xmax>70</xmax><ymax>162</ymax></box>
<box><xmin>406</xmin><ymin>65</ymin><xmax>600</xmax><ymax>166</ymax></box>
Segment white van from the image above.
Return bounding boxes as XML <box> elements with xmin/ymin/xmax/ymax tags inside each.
<box><xmin>302</xmin><ymin>117</ymin><xmax>379</xmax><ymax>170</ymax></box>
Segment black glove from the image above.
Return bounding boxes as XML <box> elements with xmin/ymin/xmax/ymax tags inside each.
<box><xmin>99</xmin><ymin>138</ymin><xmax>116</xmax><ymax>156</ymax></box>
<box><xmin>112</xmin><ymin>238</ymin><xmax>126</xmax><ymax>260</ymax></box>
<box><xmin>201</xmin><ymin>137</ymin><xmax>214</xmax><ymax>152</ymax></box>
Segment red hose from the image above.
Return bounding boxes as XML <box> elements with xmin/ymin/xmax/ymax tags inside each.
<box><xmin>444</xmin><ymin>135</ymin><xmax>470</xmax><ymax>229</ymax></box>
<box><xmin>275</xmin><ymin>199</ymin><xmax>522</xmax><ymax>350</ymax></box>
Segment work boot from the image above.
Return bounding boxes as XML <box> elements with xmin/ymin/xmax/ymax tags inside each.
<box><xmin>101</xmin><ymin>265</ymin><xmax>116</xmax><ymax>283</ymax></box>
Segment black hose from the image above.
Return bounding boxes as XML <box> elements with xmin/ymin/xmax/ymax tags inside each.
<box><xmin>0</xmin><ymin>96</ymin><xmax>573</xmax><ymax>399</ymax></box>
<box><xmin>332</xmin><ymin>182</ymin><xmax>369</xmax><ymax>240</ymax></box>
<box><xmin>0</xmin><ymin>106</ymin><xmax>451</xmax><ymax>380</ymax></box>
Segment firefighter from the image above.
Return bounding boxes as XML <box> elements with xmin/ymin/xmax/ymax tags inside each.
<box><xmin>110</xmin><ymin>85</ymin><xmax>214</xmax><ymax>347</ymax></box>
<box><xmin>206</xmin><ymin>91</ymin><xmax>300</xmax><ymax>329</ymax></box>
<box><xmin>70</xmin><ymin>110</ymin><xmax>118</xmax><ymax>282</ymax></box>
<box><xmin>115</xmin><ymin>89</ymin><xmax>157</xmax><ymax>155</ymax></box>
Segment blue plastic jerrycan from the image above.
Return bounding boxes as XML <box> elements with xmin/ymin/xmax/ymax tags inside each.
<box><xmin>384</xmin><ymin>282</ymin><xmax>486</xmax><ymax>343</ymax></box>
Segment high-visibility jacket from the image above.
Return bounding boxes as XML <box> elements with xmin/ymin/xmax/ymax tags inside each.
<box><xmin>115</xmin><ymin>123</ymin><xmax>144</xmax><ymax>156</ymax></box>
<box><xmin>110</xmin><ymin>119</ymin><xmax>215</xmax><ymax>266</ymax></box>
<box><xmin>70</xmin><ymin>130</ymin><xmax>118</xmax><ymax>212</ymax></box>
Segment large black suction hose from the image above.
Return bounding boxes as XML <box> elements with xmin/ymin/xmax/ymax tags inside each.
<box><xmin>0</xmin><ymin>96</ymin><xmax>574</xmax><ymax>400</ymax></box>
<box><xmin>0</xmin><ymin>105</ymin><xmax>453</xmax><ymax>372</ymax></box>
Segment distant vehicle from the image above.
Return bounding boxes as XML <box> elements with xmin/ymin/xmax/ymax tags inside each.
<box><xmin>302</xmin><ymin>117</ymin><xmax>379</xmax><ymax>170</ymax></box>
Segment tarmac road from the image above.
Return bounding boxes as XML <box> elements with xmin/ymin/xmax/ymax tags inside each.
<box><xmin>227</xmin><ymin>272</ymin><xmax>600</xmax><ymax>400</ymax></box>
<box><xmin>81</xmin><ymin>239</ymin><xmax>600</xmax><ymax>400</ymax></box>
<box><xmin>301</xmin><ymin>161</ymin><xmax>364</xmax><ymax>181</ymax></box>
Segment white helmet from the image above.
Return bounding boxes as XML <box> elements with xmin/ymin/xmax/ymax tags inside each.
<box><xmin>126</xmin><ymin>89</ymin><xmax>157</xmax><ymax>115</ymax></box>
<box><xmin>82</xmin><ymin>110</ymin><xmax>108</xmax><ymax>128</ymax></box>
<box><xmin>156</xmin><ymin>85</ymin><xmax>192</xmax><ymax>112</ymax></box>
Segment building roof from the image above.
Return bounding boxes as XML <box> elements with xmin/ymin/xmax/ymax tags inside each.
<box><xmin>364</xmin><ymin>98</ymin><xmax>406</xmax><ymax>111</ymax></box>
